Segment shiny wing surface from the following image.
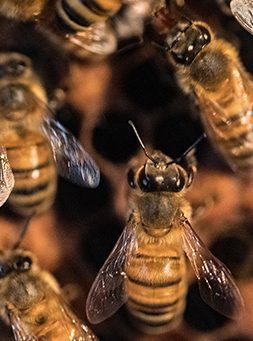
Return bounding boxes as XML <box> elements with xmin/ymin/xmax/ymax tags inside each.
<box><xmin>196</xmin><ymin>65</ymin><xmax>253</xmax><ymax>171</ymax></box>
<box><xmin>68</xmin><ymin>22</ymin><xmax>117</xmax><ymax>55</ymax></box>
<box><xmin>180</xmin><ymin>215</ymin><xmax>244</xmax><ymax>319</ymax></box>
<box><xmin>86</xmin><ymin>216</ymin><xmax>137</xmax><ymax>324</ymax></box>
<box><xmin>42</xmin><ymin>117</ymin><xmax>100</xmax><ymax>188</ymax></box>
<box><xmin>51</xmin><ymin>290</ymin><xmax>98</xmax><ymax>340</ymax></box>
<box><xmin>0</xmin><ymin>146</ymin><xmax>14</xmax><ymax>206</ymax></box>
<box><xmin>8</xmin><ymin>310</ymin><xmax>38</xmax><ymax>341</ymax></box>
<box><xmin>231</xmin><ymin>0</ymin><xmax>253</xmax><ymax>35</ymax></box>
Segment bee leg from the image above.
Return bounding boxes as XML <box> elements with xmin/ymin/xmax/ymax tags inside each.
<box><xmin>61</xmin><ymin>283</ymin><xmax>82</xmax><ymax>303</ymax></box>
<box><xmin>191</xmin><ymin>195</ymin><xmax>217</xmax><ymax>220</ymax></box>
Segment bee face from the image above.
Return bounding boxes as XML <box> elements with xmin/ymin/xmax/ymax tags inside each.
<box><xmin>166</xmin><ymin>20</ymin><xmax>211</xmax><ymax>65</ymax></box>
<box><xmin>128</xmin><ymin>151</ymin><xmax>186</xmax><ymax>193</ymax></box>
<box><xmin>0</xmin><ymin>53</ymin><xmax>45</xmax><ymax>121</ymax></box>
<box><xmin>0</xmin><ymin>250</ymin><xmax>33</xmax><ymax>281</ymax></box>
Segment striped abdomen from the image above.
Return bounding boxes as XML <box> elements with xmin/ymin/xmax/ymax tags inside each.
<box><xmin>55</xmin><ymin>0</ymin><xmax>122</xmax><ymax>33</ymax></box>
<box><xmin>200</xmin><ymin>90</ymin><xmax>253</xmax><ymax>175</ymax></box>
<box><xmin>6</xmin><ymin>134</ymin><xmax>57</xmax><ymax>216</ymax></box>
<box><xmin>125</xmin><ymin>231</ymin><xmax>187</xmax><ymax>334</ymax></box>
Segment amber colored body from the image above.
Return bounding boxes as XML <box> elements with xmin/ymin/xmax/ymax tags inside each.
<box><xmin>0</xmin><ymin>0</ymin><xmax>47</xmax><ymax>19</ymax></box>
<box><xmin>4</xmin><ymin>132</ymin><xmax>57</xmax><ymax>216</ymax></box>
<box><xmin>173</xmin><ymin>21</ymin><xmax>253</xmax><ymax>175</ymax></box>
<box><xmin>125</xmin><ymin>212</ymin><xmax>188</xmax><ymax>334</ymax></box>
<box><xmin>55</xmin><ymin>0</ymin><xmax>122</xmax><ymax>33</ymax></box>
<box><xmin>124</xmin><ymin>154</ymin><xmax>192</xmax><ymax>334</ymax></box>
<box><xmin>0</xmin><ymin>249</ymin><xmax>97</xmax><ymax>340</ymax></box>
<box><xmin>0</xmin><ymin>52</ymin><xmax>57</xmax><ymax>216</ymax></box>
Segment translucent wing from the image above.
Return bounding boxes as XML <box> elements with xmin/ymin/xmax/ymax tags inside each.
<box><xmin>7</xmin><ymin>309</ymin><xmax>38</xmax><ymax>341</ymax></box>
<box><xmin>196</xmin><ymin>64</ymin><xmax>253</xmax><ymax>173</ymax></box>
<box><xmin>231</xmin><ymin>0</ymin><xmax>253</xmax><ymax>35</ymax></box>
<box><xmin>50</xmin><ymin>290</ymin><xmax>98</xmax><ymax>340</ymax></box>
<box><xmin>67</xmin><ymin>22</ymin><xmax>117</xmax><ymax>55</ymax></box>
<box><xmin>0</xmin><ymin>146</ymin><xmax>14</xmax><ymax>206</ymax></box>
<box><xmin>86</xmin><ymin>215</ymin><xmax>137</xmax><ymax>324</ymax></box>
<box><xmin>42</xmin><ymin>117</ymin><xmax>100</xmax><ymax>188</ymax></box>
<box><xmin>180</xmin><ymin>215</ymin><xmax>244</xmax><ymax>319</ymax></box>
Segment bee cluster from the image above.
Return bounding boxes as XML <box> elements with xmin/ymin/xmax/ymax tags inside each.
<box><xmin>0</xmin><ymin>0</ymin><xmax>253</xmax><ymax>340</ymax></box>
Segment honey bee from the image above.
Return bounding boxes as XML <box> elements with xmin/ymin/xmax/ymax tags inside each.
<box><xmin>0</xmin><ymin>0</ymin><xmax>154</xmax><ymax>56</ymax></box>
<box><xmin>230</xmin><ymin>0</ymin><xmax>253</xmax><ymax>35</ymax></box>
<box><xmin>159</xmin><ymin>16</ymin><xmax>253</xmax><ymax>176</ymax></box>
<box><xmin>0</xmin><ymin>246</ymin><xmax>98</xmax><ymax>340</ymax></box>
<box><xmin>86</xmin><ymin>122</ymin><xmax>243</xmax><ymax>334</ymax></box>
<box><xmin>0</xmin><ymin>51</ymin><xmax>100</xmax><ymax>216</ymax></box>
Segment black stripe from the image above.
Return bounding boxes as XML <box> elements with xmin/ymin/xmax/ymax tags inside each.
<box><xmin>230</xmin><ymin>149</ymin><xmax>253</xmax><ymax>160</ymax></box>
<box><xmin>62</xmin><ymin>0</ymin><xmax>91</xmax><ymax>27</ymax></box>
<box><xmin>54</xmin><ymin>12</ymin><xmax>77</xmax><ymax>33</ymax></box>
<box><xmin>135</xmin><ymin>316</ymin><xmax>178</xmax><ymax>327</ymax></box>
<box><xmin>12</xmin><ymin>161</ymin><xmax>51</xmax><ymax>175</ymax></box>
<box><xmin>17</xmin><ymin>198</ymin><xmax>45</xmax><ymax>208</ymax></box>
<box><xmin>134</xmin><ymin>254</ymin><xmax>180</xmax><ymax>261</ymax></box>
<box><xmin>214</xmin><ymin>113</ymin><xmax>243</xmax><ymax>128</ymax></box>
<box><xmin>6</xmin><ymin>141</ymin><xmax>45</xmax><ymax>151</ymax></box>
<box><xmin>128</xmin><ymin>275</ymin><xmax>181</xmax><ymax>288</ymax></box>
<box><xmin>80</xmin><ymin>0</ymin><xmax>112</xmax><ymax>16</ymax></box>
<box><xmin>134</xmin><ymin>307</ymin><xmax>176</xmax><ymax>316</ymax></box>
<box><xmin>220</xmin><ymin>131</ymin><xmax>248</xmax><ymax>147</ymax></box>
<box><xmin>12</xmin><ymin>182</ymin><xmax>49</xmax><ymax>195</ymax></box>
<box><xmin>128</xmin><ymin>298</ymin><xmax>179</xmax><ymax>309</ymax></box>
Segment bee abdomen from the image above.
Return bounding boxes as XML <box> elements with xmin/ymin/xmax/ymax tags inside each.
<box><xmin>7</xmin><ymin>139</ymin><xmax>57</xmax><ymax>216</ymax></box>
<box><xmin>126</xmin><ymin>253</ymin><xmax>187</xmax><ymax>334</ymax></box>
<box><xmin>208</xmin><ymin>110</ymin><xmax>253</xmax><ymax>173</ymax></box>
<box><xmin>55</xmin><ymin>0</ymin><xmax>122</xmax><ymax>33</ymax></box>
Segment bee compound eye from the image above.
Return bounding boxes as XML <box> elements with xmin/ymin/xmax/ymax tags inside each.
<box><xmin>127</xmin><ymin>169</ymin><xmax>136</xmax><ymax>188</ymax></box>
<box><xmin>7</xmin><ymin>60</ymin><xmax>27</xmax><ymax>76</ymax></box>
<box><xmin>13</xmin><ymin>256</ymin><xmax>32</xmax><ymax>272</ymax></box>
<box><xmin>0</xmin><ymin>263</ymin><xmax>11</xmax><ymax>278</ymax></box>
<box><xmin>138</xmin><ymin>168</ymin><xmax>150</xmax><ymax>191</ymax></box>
<box><xmin>170</xmin><ymin>168</ymin><xmax>185</xmax><ymax>192</ymax></box>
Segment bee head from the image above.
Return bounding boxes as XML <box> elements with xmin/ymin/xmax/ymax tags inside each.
<box><xmin>127</xmin><ymin>121</ymin><xmax>204</xmax><ymax>193</ymax></box>
<box><xmin>0</xmin><ymin>250</ymin><xmax>33</xmax><ymax>280</ymax></box>
<box><xmin>128</xmin><ymin>151</ymin><xmax>186</xmax><ymax>192</ymax></box>
<box><xmin>0</xmin><ymin>15</ymin><xmax>69</xmax><ymax>100</ymax></box>
<box><xmin>0</xmin><ymin>53</ymin><xmax>44</xmax><ymax>120</ymax></box>
<box><xmin>166</xmin><ymin>19</ymin><xmax>211</xmax><ymax>65</ymax></box>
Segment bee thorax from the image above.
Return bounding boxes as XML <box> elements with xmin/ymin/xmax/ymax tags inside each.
<box><xmin>137</xmin><ymin>193</ymin><xmax>180</xmax><ymax>233</ymax></box>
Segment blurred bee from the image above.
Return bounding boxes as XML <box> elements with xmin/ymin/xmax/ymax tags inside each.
<box><xmin>153</xmin><ymin>14</ymin><xmax>253</xmax><ymax>177</ymax></box>
<box><xmin>0</xmin><ymin>0</ymin><xmax>48</xmax><ymax>20</ymax></box>
<box><xmin>230</xmin><ymin>0</ymin><xmax>253</xmax><ymax>35</ymax></box>
<box><xmin>0</xmin><ymin>51</ymin><xmax>100</xmax><ymax>216</ymax></box>
<box><xmin>0</xmin><ymin>223</ymin><xmax>98</xmax><ymax>340</ymax></box>
<box><xmin>86</xmin><ymin>122</ymin><xmax>243</xmax><ymax>334</ymax></box>
<box><xmin>0</xmin><ymin>0</ymin><xmax>154</xmax><ymax>56</ymax></box>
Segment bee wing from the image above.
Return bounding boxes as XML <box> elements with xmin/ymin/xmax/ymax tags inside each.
<box><xmin>86</xmin><ymin>215</ymin><xmax>138</xmax><ymax>324</ymax></box>
<box><xmin>68</xmin><ymin>22</ymin><xmax>117</xmax><ymax>55</ymax></box>
<box><xmin>49</xmin><ymin>290</ymin><xmax>98</xmax><ymax>340</ymax></box>
<box><xmin>42</xmin><ymin>117</ymin><xmax>100</xmax><ymax>188</ymax></box>
<box><xmin>230</xmin><ymin>0</ymin><xmax>253</xmax><ymax>35</ymax></box>
<box><xmin>7</xmin><ymin>310</ymin><xmax>38</xmax><ymax>341</ymax></box>
<box><xmin>196</xmin><ymin>65</ymin><xmax>253</xmax><ymax>171</ymax></box>
<box><xmin>180</xmin><ymin>215</ymin><xmax>244</xmax><ymax>319</ymax></box>
<box><xmin>0</xmin><ymin>146</ymin><xmax>14</xmax><ymax>206</ymax></box>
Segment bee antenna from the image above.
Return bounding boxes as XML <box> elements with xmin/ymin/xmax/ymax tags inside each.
<box><xmin>128</xmin><ymin>120</ymin><xmax>157</xmax><ymax>165</ymax></box>
<box><xmin>12</xmin><ymin>216</ymin><xmax>32</xmax><ymax>250</ymax></box>
<box><xmin>168</xmin><ymin>133</ymin><xmax>206</xmax><ymax>165</ymax></box>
